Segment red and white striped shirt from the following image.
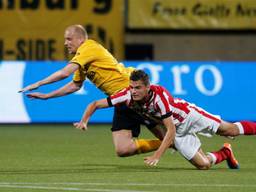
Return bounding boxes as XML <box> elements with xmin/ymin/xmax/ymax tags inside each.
<box><xmin>107</xmin><ymin>85</ymin><xmax>192</xmax><ymax>126</ymax></box>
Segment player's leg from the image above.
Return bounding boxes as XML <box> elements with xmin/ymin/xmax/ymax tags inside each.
<box><xmin>174</xmin><ymin>133</ymin><xmax>236</xmax><ymax>170</ymax></box>
<box><xmin>217</xmin><ymin>120</ymin><xmax>256</xmax><ymax>136</ymax></box>
<box><xmin>184</xmin><ymin>115</ymin><xmax>240</xmax><ymax>169</ymax></box>
<box><xmin>175</xmin><ymin>106</ymin><xmax>240</xmax><ymax>169</ymax></box>
<box><xmin>111</xmin><ymin>105</ymin><xmax>162</xmax><ymax>157</ymax></box>
<box><xmin>134</xmin><ymin>118</ymin><xmax>165</xmax><ymax>154</ymax></box>
<box><xmin>189</xmin><ymin>148</ymin><xmax>211</xmax><ymax>170</ymax></box>
<box><xmin>112</xmin><ymin>129</ymin><xmax>137</xmax><ymax>157</ymax></box>
<box><xmin>176</xmin><ymin>117</ymin><xmax>240</xmax><ymax>169</ymax></box>
<box><xmin>207</xmin><ymin>143</ymin><xmax>239</xmax><ymax>169</ymax></box>
<box><xmin>174</xmin><ymin>134</ymin><xmax>211</xmax><ymax>169</ymax></box>
<box><xmin>112</xmin><ymin>130</ymin><xmax>162</xmax><ymax>157</ymax></box>
<box><xmin>186</xmin><ymin>104</ymin><xmax>256</xmax><ymax>137</ymax></box>
<box><xmin>111</xmin><ymin>105</ymin><xmax>139</xmax><ymax>157</ymax></box>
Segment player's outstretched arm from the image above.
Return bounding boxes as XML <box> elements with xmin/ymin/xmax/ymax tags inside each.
<box><xmin>73</xmin><ymin>99</ymin><xmax>109</xmax><ymax>131</ymax></box>
<box><xmin>26</xmin><ymin>81</ymin><xmax>82</xmax><ymax>100</ymax></box>
<box><xmin>19</xmin><ymin>63</ymin><xmax>79</xmax><ymax>93</ymax></box>
<box><xmin>144</xmin><ymin>117</ymin><xmax>176</xmax><ymax>166</ymax></box>
<box><xmin>18</xmin><ymin>81</ymin><xmax>41</xmax><ymax>93</ymax></box>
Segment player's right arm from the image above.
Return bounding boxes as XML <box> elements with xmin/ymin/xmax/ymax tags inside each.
<box><xmin>19</xmin><ymin>63</ymin><xmax>79</xmax><ymax>93</ymax></box>
<box><xmin>74</xmin><ymin>88</ymin><xmax>129</xmax><ymax>131</ymax></box>
<box><xmin>73</xmin><ymin>98</ymin><xmax>110</xmax><ymax>131</ymax></box>
<box><xmin>26</xmin><ymin>80</ymin><xmax>82</xmax><ymax>100</ymax></box>
<box><xmin>144</xmin><ymin>117</ymin><xmax>176</xmax><ymax>166</ymax></box>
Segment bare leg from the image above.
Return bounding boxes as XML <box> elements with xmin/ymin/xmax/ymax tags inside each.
<box><xmin>189</xmin><ymin>148</ymin><xmax>211</xmax><ymax>170</ymax></box>
<box><xmin>112</xmin><ymin>129</ymin><xmax>162</xmax><ymax>157</ymax></box>
<box><xmin>217</xmin><ymin>120</ymin><xmax>256</xmax><ymax>136</ymax></box>
<box><xmin>207</xmin><ymin>143</ymin><xmax>240</xmax><ymax>169</ymax></box>
<box><xmin>112</xmin><ymin>130</ymin><xmax>138</xmax><ymax>157</ymax></box>
<box><xmin>216</xmin><ymin>120</ymin><xmax>240</xmax><ymax>136</ymax></box>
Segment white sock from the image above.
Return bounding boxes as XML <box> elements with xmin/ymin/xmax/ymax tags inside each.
<box><xmin>207</xmin><ymin>152</ymin><xmax>217</xmax><ymax>165</ymax></box>
<box><xmin>234</xmin><ymin>122</ymin><xmax>244</xmax><ymax>135</ymax></box>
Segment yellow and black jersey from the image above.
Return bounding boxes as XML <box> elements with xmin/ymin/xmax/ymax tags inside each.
<box><xmin>70</xmin><ymin>39</ymin><xmax>134</xmax><ymax>95</ymax></box>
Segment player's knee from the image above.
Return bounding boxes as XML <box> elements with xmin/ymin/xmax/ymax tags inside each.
<box><xmin>217</xmin><ymin>127</ymin><xmax>239</xmax><ymax>137</ymax></box>
<box><xmin>115</xmin><ymin>148</ymin><xmax>131</xmax><ymax>157</ymax></box>
<box><xmin>113</xmin><ymin>139</ymin><xmax>138</xmax><ymax>157</ymax></box>
<box><xmin>196</xmin><ymin>164</ymin><xmax>211</xmax><ymax>170</ymax></box>
<box><xmin>115</xmin><ymin>145</ymin><xmax>136</xmax><ymax>157</ymax></box>
<box><xmin>193</xmin><ymin>159</ymin><xmax>211</xmax><ymax>170</ymax></box>
<box><xmin>217</xmin><ymin>122</ymin><xmax>240</xmax><ymax>137</ymax></box>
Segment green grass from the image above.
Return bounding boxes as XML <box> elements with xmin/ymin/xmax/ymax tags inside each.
<box><xmin>0</xmin><ymin>124</ymin><xmax>256</xmax><ymax>192</ymax></box>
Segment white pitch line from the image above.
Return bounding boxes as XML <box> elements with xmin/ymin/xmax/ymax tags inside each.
<box><xmin>0</xmin><ymin>185</ymin><xmax>79</xmax><ymax>191</ymax></box>
<box><xmin>1</xmin><ymin>182</ymin><xmax>256</xmax><ymax>188</ymax></box>
<box><xmin>0</xmin><ymin>184</ymin><xmax>150</xmax><ymax>192</ymax></box>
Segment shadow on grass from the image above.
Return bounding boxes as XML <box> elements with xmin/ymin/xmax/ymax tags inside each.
<box><xmin>0</xmin><ymin>163</ymin><xmax>200</xmax><ymax>175</ymax></box>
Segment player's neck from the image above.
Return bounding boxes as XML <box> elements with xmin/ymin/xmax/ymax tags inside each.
<box><xmin>140</xmin><ymin>90</ymin><xmax>153</xmax><ymax>104</ymax></box>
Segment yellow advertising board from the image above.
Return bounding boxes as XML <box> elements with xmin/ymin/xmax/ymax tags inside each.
<box><xmin>128</xmin><ymin>0</ymin><xmax>256</xmax><ymax>29</ymax></box>
<box><xmin>0</xmin><ymin>0</ymin><xmax>124</xmax><ymax>60</ymax></box>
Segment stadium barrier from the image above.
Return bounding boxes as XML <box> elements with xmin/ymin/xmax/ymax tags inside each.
<box><xmin>1</xmin><ymin>61</ymin><xmax>255</xmax><ymax>123</ymax></box>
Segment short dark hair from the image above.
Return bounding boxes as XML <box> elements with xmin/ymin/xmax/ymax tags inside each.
<box><xmin>130</xmin><ymin>70</ymin><xmax>150</xmax><ymax>86</ymax></box>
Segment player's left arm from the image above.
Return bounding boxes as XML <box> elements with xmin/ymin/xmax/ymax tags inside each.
<box><xmin>73</xmin><ymin>98</ymin><xmax>110</xmax><ymax>131</ymax></box>
<box><xmin>26</xmin><ymin>81</ymin><xmax>82</xmax><ymax>100</ymax></box>
<box><xmin>74</xmin><ymin>90</ymin><xmax>128</xmax><ymax>131</ymax></box>
<box><xmin>19</xmin><ymin>63</ymin><xmax>79</xmax><ymax>93</ymax></box>
<box><xmin>144</xmin><ymin>116</ymin><xmax>176</xmax><ymax>166</ymax></box>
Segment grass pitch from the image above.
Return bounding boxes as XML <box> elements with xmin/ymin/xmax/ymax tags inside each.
<box><xmin>0</xmin><ymin>124</ymin><xmax>256</xmax><ymax>192</ymax></box>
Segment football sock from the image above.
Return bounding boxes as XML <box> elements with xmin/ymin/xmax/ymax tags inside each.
<box><xmin>235</xmin><ymin>121</ymin><xmax>256</xmax><ymax>135</ymax></box>
<box><xmin>134</xmin><ymin>139</ymin><xmax>162</xmax><ymax>154</ymax></box>
<box><xmin>208</xmin><ymin>147</ymin><xmax>230</xmax><ymax>165</ymax></box>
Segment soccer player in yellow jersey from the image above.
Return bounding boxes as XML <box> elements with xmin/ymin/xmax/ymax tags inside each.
<box><xmin>19</xmin><ymin>24</ymin><xmax>164</xmax><ymax>157</ymax></box>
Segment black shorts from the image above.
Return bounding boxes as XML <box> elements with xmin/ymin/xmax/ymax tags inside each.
<box><xmin>111</xmin><ymin>104</ymin><xmax>157</xmax><ymax>137</ymax></box>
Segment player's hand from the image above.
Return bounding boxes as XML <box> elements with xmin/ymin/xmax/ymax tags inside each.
<box><xmin>19</xmin><ymin>82</ymin><xmax>40</xmax><ymax>93</ymax></box>
<box><xmin>26</xmin><ymin>92</ymin><xmax>49</xmax><ymax>100</ymax></box>
<box><xmin>144</xmin><ymin>155</ymin><xmax>159</xmax><ymax>167</ymax></box>
<box><xmin>73</xmin><ymin>121</ymin><xmax>88</xmax><ymax>131</ymax></box>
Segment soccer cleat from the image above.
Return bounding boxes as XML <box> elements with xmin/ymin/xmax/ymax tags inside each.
<box><xmin>223</xmin><ymin>143</ymin><xmax>240</xmax><ymax>169</ymax></box>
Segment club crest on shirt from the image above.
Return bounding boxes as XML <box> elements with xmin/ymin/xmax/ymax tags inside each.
<box><xmin>131</xmin><ymin>102</ymin><xmax>161</xmax><ymax>124</ymax></box>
